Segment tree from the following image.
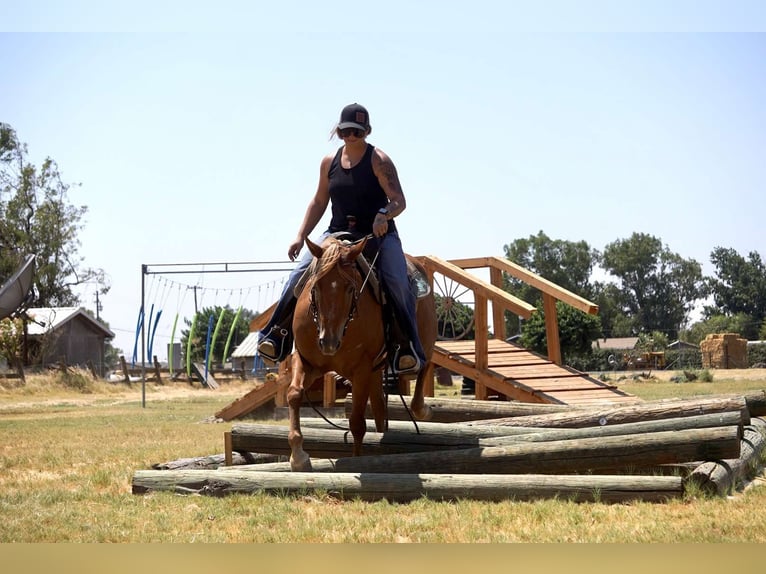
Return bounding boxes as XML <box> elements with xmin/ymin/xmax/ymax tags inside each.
<box><xmin>707</xmin><ymin>247</ymin><xmax>766</xmax><ymax>327</ymax></box>
<box><xmin>520</xmin><ymin>301</ymin><xmax>603</xmax><ymax>360</ymax></box>
<box><xmin>684</xmin><ymin>313</ymin><xmax>757</xmax><ymax>345</ymax></box>
<box><xmin>503</xmin><ymin>230</ymin><xmax>599</xmax><ymax>336</ymax></box>
<box><xmin>601</xmin><ymin>232</ymin><xmax>706</xmax><ymax>339</ymax></box>
<box><xmin>0</xmin><ymin>123</ymin><xmax>108</xmax><ymax>306</ymax></box>
<box><xmin>503</xmin><ymin>230</ymin><xmax>599</xmax><ymax>301</ymax></box>
<box><xmin>180</xmin><ymin>305</ymin><xmax>255</xmax><ymax>364</ymax></box>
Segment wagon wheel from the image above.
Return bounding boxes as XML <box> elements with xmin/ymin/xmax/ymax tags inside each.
<box><xmin>431</xmin><ymin>271</ymin><xmax>474</xmax><ymax>341</ymax></box>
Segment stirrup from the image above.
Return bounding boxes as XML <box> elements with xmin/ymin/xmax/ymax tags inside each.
<box><xmin>257</xmin><ymin>327</ymin><xmax>290</xmax><ymax>364</ymax></box>
<box><xmin>392</xmin><ymin>342</ymin><xmax>422</xmax><ymax>375</ymax></box>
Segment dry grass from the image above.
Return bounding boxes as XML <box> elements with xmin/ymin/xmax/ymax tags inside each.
<box><xmin>1</xmin><ymin>368</ymin><xmax>765</xmax><ymax>542</ymax></box>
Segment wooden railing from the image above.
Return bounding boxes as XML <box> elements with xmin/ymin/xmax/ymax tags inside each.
<box><xmin>418</xmin><ymin>255</ymin><xmax>599</xmax><ymax>366</ymax></box>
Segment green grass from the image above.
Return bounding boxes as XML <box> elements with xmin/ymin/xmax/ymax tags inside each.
<box><xmin>1</xmin><ymin>372</ymin><xmax>765</xmax><ymax>542</ymax></box>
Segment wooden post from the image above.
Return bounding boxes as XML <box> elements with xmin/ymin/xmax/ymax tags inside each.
<box><xmin>323</xmin><ymin>372</ymin><xmax>337</xmax><ymax>407</ymax></box>
<box><xmin>153</xmin><ymin>356</ymin><xmax>163</xmax><ymax>383</ymax></box>
<box><xmin>119</xmin><ymin>355</ymin><xmax>130</xmax><ymax>383</ymax></box>
<box><xmin>424</xmin><ymin>361</ymin><xmax>435</xmax><ymax>396</ymax></box>
<box><xmin>489</xmin><ymin>266</ymin><xmax>506</xmax><ymax>339</ymax></box>
<box><xmin>224</xmin><ymin>431</ymin><xmax>233</xmax><ymax>467</ymax></box>
<box><xmin>274</xmin><ymin>360</ymin><xmax>290</xmax><ymax>407</ymax></box>
<box><xmin>542</xmin><ymin>293</ymin><xmax>562</xmax><ymax>365</ymax></box>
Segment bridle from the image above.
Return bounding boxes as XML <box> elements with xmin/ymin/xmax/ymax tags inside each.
<box><xmin>308</xmin><ymin>234</ymin><xmax>380</xmax><ymax>339</ymax></box>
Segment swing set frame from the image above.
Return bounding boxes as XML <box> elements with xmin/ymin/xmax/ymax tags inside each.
<box><xmin>138</xmin><ymin>259</ymin><xmax>294</xmax><ymax>408</ymax></box>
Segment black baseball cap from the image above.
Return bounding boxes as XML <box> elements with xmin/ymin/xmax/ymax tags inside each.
<box><xmin>338</xmin><ymin>103</ymin><xmax>370</xmax><ymax>130</ymax></box>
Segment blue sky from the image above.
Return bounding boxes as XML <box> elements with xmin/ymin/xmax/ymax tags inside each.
<box><xmin>2</xmin><ymin>2</ymin><xmax>765</xmax><ymax>360</ymax></box>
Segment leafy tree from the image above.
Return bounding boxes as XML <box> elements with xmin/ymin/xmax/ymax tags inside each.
<box><xmin>636</xmin><ymin>330</ymin><xmax>669</xmax><ymax>352</ymax></box>
<box><xmin>0</xmin><ymin>123</ymin><xmax>108</xmax><ymax>306</ymax></box>
<box><xmin>601</xmin><ymin>232</ymin><xmax>706</xmax><ymax>339</ymax></box>
<box><xmin>706</xmin><ymin>247</ymin><xmax>766</xmax><ymax>326</ymax></box>
<box><xmin>503</xmin><ymin>230</ymin><xmax>599</xmax><ymax>336</ymax></box>
<box><xmin>180</xmin><ymin>305</ymin><xmax>256</xmax><ymax>364</ymax></box>
<box><xmin>591</xmin><ymin>280</ymin><xmax>636</xmax><ymax>337</ymax></box>
<box><xmin>520</xmin><ymin>301</ymin><xmax>602</xmax><ymax>360</ymax></box>
<box><xmin>683</xmin><ymin>313</ymin><xmax>758</xmax><ymax>345</ymax></box>
<box><xmin>503</xmin><ymin>230</ymin><xmax>599</xmax><ymax>301</ymax></box>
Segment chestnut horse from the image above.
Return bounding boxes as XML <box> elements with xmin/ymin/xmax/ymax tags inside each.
<box><xmin>286</xmin><ymin>235</ymin><xmax>437</xmax><ymax>471</ymax></box>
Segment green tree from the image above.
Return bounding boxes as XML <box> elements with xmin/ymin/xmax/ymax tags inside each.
<box><xmin>503</xmin><ymin>230</ymin><xmax>599</xmax><ymax>336</ymax></box>
<box><xmin>706</xmin><ymin>247</ymin><xmax>766</xmax><ymax>326</ymax></box>
<box><xmin>591</xmin><ymin>280</ymin><xmax>636</xmax><ymax>337</ymax></box>
<box><xmin>180</xmin><ymin>305</ymin><xmax>256</xmax><ymax>364</ymax></box>
<box><xmin>503</xmin><ymin>230</ymin><xmax>599</xmax><ymax>301</ymax></box>
<box><xmin>520</xmin><ymin>301</ymin><xmax>602</xmax><ymax>360</ymax></box>
<box><xmin>0</xmin><ymin>123</ymin><xmax>108</xmax><ymax>306</ymax></box>
<box><xmin>683</xmin><ymin>313</ymin><xmax>757</xmax><ymax>345</ymax></box>
<box><xmin>601</xmin><ymin>232</ymin><xmax>706</xmax><ymax>339</ymax></box>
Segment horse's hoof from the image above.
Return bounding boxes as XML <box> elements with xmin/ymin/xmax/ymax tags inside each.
<box><xmin>412</xmin><ymin>404</ymin><xmax>433</xmax><ymax>421</ymax></box>
<box><xmin>290</xmin><ymin>451</ymin><xmax>312</xmax><ymax>472</ymax></box>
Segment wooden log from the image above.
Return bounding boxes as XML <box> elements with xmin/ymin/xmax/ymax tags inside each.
<box><xmin>152</xmin><ymin>452</ymin><xmax>287</xmax><ymax>471</ymax></box>
<box><xmin>132</xmin><ymin>470</ymin><xmax>684</xmax><ymax>503</ymax></box>
<box><xmin>346</xmin><ymin>394</ymin><xmax>576</xmax><ymax>423</ymax></box>
<box><xmin>299</xmin><ymin>418</ymin><xmax>545</xmax><ymax>437</ymax></box>
<box><xmin>701</xmin><ymin>390</ymin><xmax>766</xmax><ymax>417</ymax></box>
<box><xmin>686</xmin><ymin>423</ymin><xmax>766</xmax><ymax>496</ymax></box>
<box><xmin>225</xmin><ymin>426</ymin><xmax>741</xmax><ymax>475</ymax></box>
<box><xmin>229</xmin><ymin>412</ymin><xmax>745</xmax><ymax>459</ymax></box>
<box><xmin>470</xmin><ymin>396</ymin><xmax>750</xmax><ymax>428</ymax></box>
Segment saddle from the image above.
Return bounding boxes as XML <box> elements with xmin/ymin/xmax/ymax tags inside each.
<box><xmin>293</xmin><ymin>233</ymin><xmax>431</xmax><ymax>304</ymax></box>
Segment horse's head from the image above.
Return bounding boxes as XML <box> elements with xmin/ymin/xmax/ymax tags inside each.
<box><xmin>305</xmin><ymin>236</ymin><xmax>368</xmax><ymax>356</ymax></box>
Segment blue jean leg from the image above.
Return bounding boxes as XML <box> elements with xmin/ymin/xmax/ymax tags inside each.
<box><xmin>258</xmin><ymin>231</ymin><xmax>333</xmax><ymax>340</ymax></box>
<box><xmin>373</xmin><ymin>232</ymin><xmax>427</xmax><ymax>363</ymax></box>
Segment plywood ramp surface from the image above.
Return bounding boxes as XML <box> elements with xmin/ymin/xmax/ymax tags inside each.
<box><xmin>432</xmin><ymin>340</ymin><xmax>638</xmax><ymax>406</ymax></box>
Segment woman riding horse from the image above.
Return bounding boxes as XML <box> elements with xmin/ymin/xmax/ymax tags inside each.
<box><xmin>256</xmin><ymin>103</ymin><xmax>426</xmax><ymax>376</ymax></box>
<box><xmin>287</xmin><ymin>235</ymin><xmax>436</xmax><ymax>471</ymax></box>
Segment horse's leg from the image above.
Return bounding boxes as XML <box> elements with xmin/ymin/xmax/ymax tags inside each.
<box><xmin>347</xmin><ymin>373</ymin><xmax>372</xmax><ymax>456</ymax></box>
<box><xmin>367</xmin><ymin>369</ymin><xmax>387</xmax><ymax>432</ymax></box>
<box><xmin>287</xmin><ymin>353</ymin><xmax>313</xmax><ymax>471</ymax></box>
<box><xmin>409</xmin><ymin>361</ymin><xmax>434</xmax><ymax>421</ymax></box>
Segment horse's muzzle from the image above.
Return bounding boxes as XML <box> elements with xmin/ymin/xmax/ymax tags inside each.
<box><xmin>318</xmin><ymin>336</ymin><xmax>341</xmax><ymax>356</ymax></box>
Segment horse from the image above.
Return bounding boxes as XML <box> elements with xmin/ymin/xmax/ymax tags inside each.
<box><xmin>286</xmin><ymin>235</ymin><xmax>437</xmax><ymax>471</ymax></box>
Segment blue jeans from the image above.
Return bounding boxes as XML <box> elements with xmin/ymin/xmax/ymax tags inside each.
<box><xmin>257</xmin><ymin>230</ymin><xmax>426</xmax><ymax>364</ymax></box>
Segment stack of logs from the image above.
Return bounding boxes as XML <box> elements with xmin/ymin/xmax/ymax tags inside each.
<box><xmin>132</xmin><ymin>391</ymin><xmax>766</xmax><ymax>503</ymax></box>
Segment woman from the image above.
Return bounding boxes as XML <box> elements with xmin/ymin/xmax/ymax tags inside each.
<box><xmin>256</xmin><ymin>103</ymin><xmax>426</xmax><ymax>375</ymax></box>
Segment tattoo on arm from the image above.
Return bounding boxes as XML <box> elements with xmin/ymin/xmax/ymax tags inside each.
<box><xmin>379</xmin><ymin>158</ymin><xmax>402</xmax><ymax>192</ymax></box>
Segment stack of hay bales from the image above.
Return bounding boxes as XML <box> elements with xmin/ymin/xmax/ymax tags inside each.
<box><xmin>700</xmin><ymin>333</ymin><xmax>748</xmax><ymax>369</ymax></box>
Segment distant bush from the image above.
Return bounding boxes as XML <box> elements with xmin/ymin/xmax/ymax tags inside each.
<box><xmin>748</xmin><ymin>343</ymin><xmax>766</xmax><ymax>367</ymax></box>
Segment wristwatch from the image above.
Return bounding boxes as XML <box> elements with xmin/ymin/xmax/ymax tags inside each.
<box><xmin>377</xmin><ymin>207</ymin><xmax>389</xmax><ymax>218</ymax></box>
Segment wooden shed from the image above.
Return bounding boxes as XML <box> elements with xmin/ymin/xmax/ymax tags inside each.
<box><xmin>24</xmin><ymin>307</ymin><xmax>115</xmax><ymax>375</ymax></box>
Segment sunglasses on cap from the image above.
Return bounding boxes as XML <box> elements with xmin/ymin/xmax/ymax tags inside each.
<box><xmin>338</xmin><ymin>127</ymin><xmax>366</xmax><ymax>138</ymax></box>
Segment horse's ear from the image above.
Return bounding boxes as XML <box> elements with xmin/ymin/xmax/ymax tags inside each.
<box><xmin>306</xmin><ymin>237</ymin><xmax>324</xmax><ymax>259</ymax></box>
<box><xmin>348</xmin><ymin>236</ymin><xmax>368</xmax><ymax>260</ymax></box>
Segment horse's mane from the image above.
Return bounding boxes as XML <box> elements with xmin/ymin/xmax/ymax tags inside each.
<box><xmin>309</xmin><ymin>239</ymin><xmax>356</xmax><ymax>283</ymax></box>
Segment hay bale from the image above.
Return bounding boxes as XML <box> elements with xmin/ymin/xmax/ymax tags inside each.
<box><xmin>700</xmin><ymin>333</ymin><xmax>748</xmax><ymax>369</ymax></box>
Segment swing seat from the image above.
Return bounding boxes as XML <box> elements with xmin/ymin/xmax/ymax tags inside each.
<box><xmin>0</xmin><ymin>254</ymin><xmax>35</xmax><ymax>321</ymax></box>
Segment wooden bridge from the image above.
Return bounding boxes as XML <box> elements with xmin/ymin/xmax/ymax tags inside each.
<box><xmin>418</xmin><ymin>255</ymin><xmax>637</xmax><ymax>406</ymax></box>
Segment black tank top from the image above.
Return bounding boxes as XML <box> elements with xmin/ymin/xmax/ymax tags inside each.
<box><xmin>327</xmin><ymin>144</ymin><xmax>396</xmax><ymax>235</ymax></box>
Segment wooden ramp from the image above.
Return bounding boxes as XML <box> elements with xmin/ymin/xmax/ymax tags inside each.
<box><xmin>432</xmin><ymin>339</ymin><xmax>638</xmax><ymax>406</ymax></box>
<box><xmin>215</xmin><ymin>374</ymin><xmax>288</xmax><ymax>421</ymax></box>
<box><xmin>191</xmin><ymin>362</ymin><xmax>219</xmax><ymax>389</ymax></box>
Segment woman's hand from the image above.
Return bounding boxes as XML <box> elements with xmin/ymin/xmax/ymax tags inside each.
<box><xmin>372</xmin><ymin>213</ymin><xmax>389</xmax><ymax>238</ymax></box>
<box><xmin>287</xmin><ymin>237</ymin><xmax>304</xmax><ymax>261</ymax></box>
